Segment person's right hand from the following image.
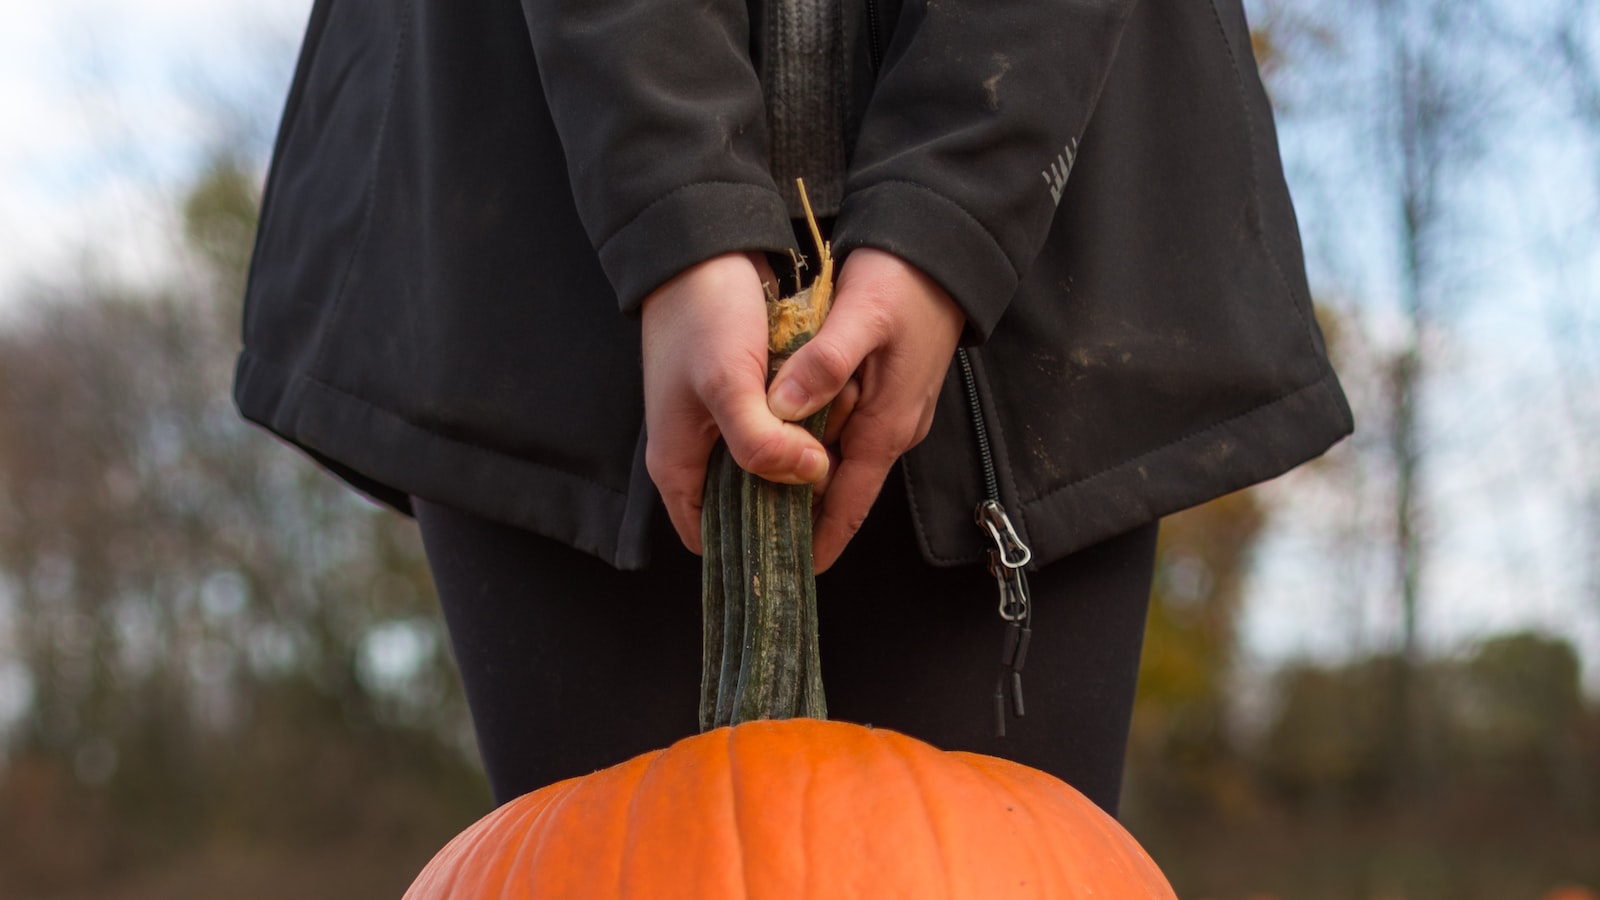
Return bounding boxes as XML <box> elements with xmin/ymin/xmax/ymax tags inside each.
<box><xmin>641</xmin><ymin>252</ymin><xmax>830</xmax><ymax>556</ymax></box>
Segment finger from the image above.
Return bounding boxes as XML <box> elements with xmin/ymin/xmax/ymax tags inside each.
<box><xmin>809</xmin><ymin>386</ymin><xmax>928</xmax><ymax>569</ymax></box>
<box><xmin>810</xmin><ymin>443</ymin><xmax>845</xmax><ymax>506</ymax></box>
<box><xmin>811</xmin><ymin>454</ymin><xmax>895</xmax><ymax>573</ymax></box>
<box><xmin>821</xmin><ymin>377</ymin><xmax>859</xmax><ymax>446</ymax></box>
<box><xmin>766</xmin><ymin>297</ymin><xmax>884</xmax><ymax>421</ymax></box>
<box><xmin>644</xmin><ymin>419</ymin><xmax>718</xmax><ymax>555</ymax></box>
<box><xmin>659</xmin><ymin>471</ymin><xmax>704</xmax><ymax>555</ymax></box>
<box><xmin>808</xmin><ymin>376</ymin><xmax>866</xmax><ymax>508</ymax></box>
<box><xmin>714</xmin><ymin>387</ymin><xmax>830</xmax><ymax>485</ymax></box>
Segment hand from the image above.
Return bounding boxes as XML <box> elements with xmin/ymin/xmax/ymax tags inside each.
<box><xmin>767</xmin><ymin>248</ymin><xmax>966</xmax><ymax>573</ymax></box>
<box><xmin>642</xmin><ymin>252</ymin><xmax>830</xmax><ymax>555</ymax></box>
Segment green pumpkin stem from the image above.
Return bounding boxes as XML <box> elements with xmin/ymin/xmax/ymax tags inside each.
<box><xmin>699</xmin><ymin>180</ymin><xmax>833</xmax><ymax>731</ymax></box>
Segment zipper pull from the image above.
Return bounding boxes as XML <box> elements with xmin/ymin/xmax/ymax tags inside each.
<box><xmin>977</xmin><ymin>499</ymin><xmax>1032</xmax><ymax>569</ymax></box>
<box><xmin>977</xmin><ymin>499</ymin><xmax>1032</xmax><ymax>620</ymax></box>
<box><xmin>976</xmin><ymin>500</ymin><xmax>1033</xmax><ymax>736</ymax></box>
<box><xmin>987</xmin><ymin>547</ymin><xmax>1030</xmax><ymax>621</ymax></box>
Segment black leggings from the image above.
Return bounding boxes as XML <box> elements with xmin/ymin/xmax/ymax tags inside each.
<box><xmin>415</xmin><ymin>471</ymin><xmax>1156</xmax><ymax>815</ymax></box>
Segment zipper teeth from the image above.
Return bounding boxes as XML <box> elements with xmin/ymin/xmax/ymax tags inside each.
<box><xmin>957</xmin><ymin>348</ymin><xmax>1002</xmax><ymax>503</ymax></box>
<box><xmin>865</xmin><ymin>0</ymin><xmax>885</xmax><ymax>71</ymax></box>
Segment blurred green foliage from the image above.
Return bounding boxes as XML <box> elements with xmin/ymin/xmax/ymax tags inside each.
<box><xmin>1121</xmin><ymin>496</ymin><xmax>1600</xmax><ymax>899</ymax></box>
<box><xmin>0</xmin><ymin>160</ymin><xmax>486</xmax><ymax>898</ymax></box>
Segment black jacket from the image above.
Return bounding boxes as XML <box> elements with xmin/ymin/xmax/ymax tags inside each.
<box><xmin>236</xmin><ymin>0</ymin><xmax>1353</xmax><ymax>571</ymax></box>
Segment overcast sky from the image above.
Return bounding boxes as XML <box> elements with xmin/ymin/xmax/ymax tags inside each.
<box><xmin>0</xmin><ymin>1</ymin><xmax>311</xmax><ymax>306</ymax></box>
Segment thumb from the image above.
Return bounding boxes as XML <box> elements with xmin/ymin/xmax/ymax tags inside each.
<box><xmin>715</xmin><ymin>384</ymin><xmax>831</xmax><ymax>485</ymax></box>
<box><xmin>766</xmin><ymin>301</ymin><xmax>879</xmax><ymax>422</ymax></box>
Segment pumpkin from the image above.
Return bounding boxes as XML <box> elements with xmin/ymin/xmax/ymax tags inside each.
<box><xmin>405</xmin><ymin>183</ymin><xmax>1177</xmax><ymax>899</ymax></box>
<box><xmin>404</xmin><ymin>719</ymin><xmax>1175</xmax><ymax>899</ymax></box>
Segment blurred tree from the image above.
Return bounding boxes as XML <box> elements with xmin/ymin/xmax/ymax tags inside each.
<box><xmin>1260</xmin><ymin>655</ymin><xmax>1412</xmax><ymax>807</ymax></box>
<box><xmin>1126</xmin><ymin>1</ymin><xmax>1600</xmax><ymax>893</ymax></box>
<box><xmin>1257</xmin><ymin>631</ymin><xmax>1597</xmax><ymax>820</ymax></box>
<box><xmin>1452</xmin><ymin>633</ymin><xmax>1582</xmax><ymax>760</ymax></box>
<box><xmin>0</xmin><ymin>157</ymin><xmax>482</xmax><ymax>897</ymax></box>
<box><xmin>1445</xmin><ymin>632</ymin><xmax>1590</xmax><ymax>815</ymax></box>
<box><xmin>1366</xmin><ymin>0</ymin><xmax>1500</xmax><ymax>797</ymax></box>
<box><xmin>182</xmin><ymin>155</ymin><xmax>262</xmax><ymax>308</ymax></box>
<box><xmin>1252</xmin><ymin>0</ymin><xmax>1509</xmax><ymax>801</ymax></box>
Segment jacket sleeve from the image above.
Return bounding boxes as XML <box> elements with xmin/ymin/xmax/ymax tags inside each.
<box><xmin>518</xmin><ymin>1</ymin><xmax>797</xmax><ymax>313</ymax></box>
<box><xmin>833</xmin><ymin>0</ymin><xmax>1137</xmax><ymax>341</ymax></box>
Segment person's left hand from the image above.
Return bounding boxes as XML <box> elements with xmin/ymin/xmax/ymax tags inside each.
<box><xmin>766</xmin><ymin>247</ymin><xmax>966</xmax><ymax>573</ymax></box>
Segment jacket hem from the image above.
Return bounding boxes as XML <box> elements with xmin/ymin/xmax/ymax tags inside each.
<box><xmin>233</xmin><ymin>351</ymin><xmax>657</xmax><ymax>571</ymax></box>
<box><xmin>914</xmin><ymin>366</ymin><xmax>1354</xmax><ymax>569</ymax></box>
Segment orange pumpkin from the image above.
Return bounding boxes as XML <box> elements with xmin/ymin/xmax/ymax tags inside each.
<box><xmin>405</xmin><ymin>718</ymin><xmax>1176</xmax><ymax>899</ymax></box>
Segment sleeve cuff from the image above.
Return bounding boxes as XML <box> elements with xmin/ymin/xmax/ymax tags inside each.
<box><xmin>831</xmin><ymin>180</ymin><xmax>1018</xmax><ymax>343</ymax></box>
<box><xmin>599</xmin><ymin>181</ymin><xmax>799</xmax><ymax>315</ymax></box>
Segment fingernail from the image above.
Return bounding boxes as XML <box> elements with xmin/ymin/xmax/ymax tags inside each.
<box><xmin>799</xmin><ymin>448</ymin><xmax>828</xmax><ymax>483</ymax></box>
<box><xmin>770</xmin><ymin>379</ymin><xmax>810</xmax><ymax>421</ymax></box>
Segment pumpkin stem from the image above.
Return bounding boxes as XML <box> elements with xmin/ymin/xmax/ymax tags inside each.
<box><xmin>700</xmin><ymin>179</ymin><xmax>833</xmax><ymax>730</ymax></box>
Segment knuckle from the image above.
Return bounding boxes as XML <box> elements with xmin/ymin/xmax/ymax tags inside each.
<box><xmin>861</xmin><ymin>298</ymin><xmax>899</xmax><ymax>336</ymax></box>
<box><xmin>732</xmin><ymin>428</ymin><xmax>790</xmax><ymax>475</ymax></box>
<box><xmin>890</xmin><ymin>422</ymin><xmax>920</xmax><ymax>454</ymax></box>
<box><xmin>803</xmin><ymin>339</ymin><xmax>857</xmax><ymax>389</ymax></box>
<box><xmin>644</xmin><ymin>443</ymin><xmax>671</xmax><ymax>483</ymax></box>
<box><xmin>690</xmin><ymin>364</ymin><xmax>738</xmax><ymax>407</ymax></box>
<box><xmin>690</xmin><ymin>350</ymin><xmax>763</xmax><ymax>408</ymax></box>
<box><xmin>645</xmin><ymin>450</ymin><xmax>699</xmax><ymax>501</ymax></box>
<box><xmin>847</xmin><ymin>282</ymin><xmax>899</xmax><ymax>332</ymax></box>
<box><xmin>860</xmin><ymin>416</ymin><xmax>918</xmax><ymax>457</ymax></box>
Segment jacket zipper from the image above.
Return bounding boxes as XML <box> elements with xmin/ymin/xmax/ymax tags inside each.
<box><xmin>863</xmin><ymin>1</ymin><xmax>1029</xmax><ymax>735</ymax></box>
<box><xmin>957</xmin><ymin>349</ymin><xmax>1034</xmax><ymax>737</ymax></box>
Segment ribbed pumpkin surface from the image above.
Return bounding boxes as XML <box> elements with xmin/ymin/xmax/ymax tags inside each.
<box><xmin>405</xmin><ymin>719</ymin><xmax>1176</xmax><ymax>899</ymax></box>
